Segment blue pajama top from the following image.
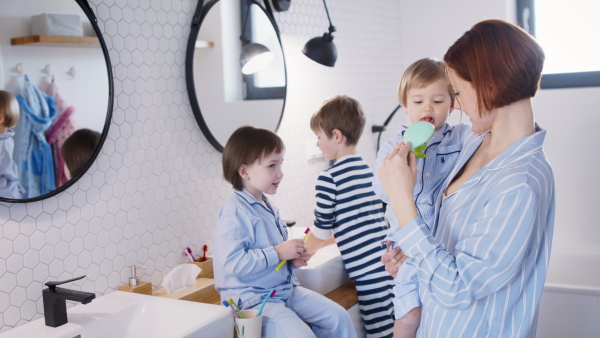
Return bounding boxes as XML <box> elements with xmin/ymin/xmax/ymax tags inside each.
<box><xmin>373</xmin><ymin>122</ymin><xmax>470</xmax><ymax>229</ymax></box>
<box><xmin>213</xmin><ymin>188</ymin><xmax>299</xmax><ymax>309</ymax></box>
<box><xmin>0</xmin><ymin>130</ymin><xmax>23</xmax><ymax>199</ymax></box>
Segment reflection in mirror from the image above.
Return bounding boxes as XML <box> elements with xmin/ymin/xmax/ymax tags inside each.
<box><xmin>0</xmin><ymin>0</ymin><xmax>112</xmax><ymax>203</ymax></box>
<box><xmin>186</xmin><ymin>0</ymin><xmax>286</xmax><ymax>152</ymax></box>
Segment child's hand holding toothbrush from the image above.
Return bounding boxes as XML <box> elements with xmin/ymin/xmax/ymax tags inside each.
<box><xmin>290</xmin><ymin>250</ymin><xmax>310</xmax><ymax>267</ymax></box>
<box><xmin>274</xmin><ymin>239</ymin><xmax>306</xmax><ymax>261</ymax></box>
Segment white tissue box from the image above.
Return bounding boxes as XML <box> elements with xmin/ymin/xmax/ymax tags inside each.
<box><xmin>31</xmin><ymin>13</ymin><xmax>83</xmax><ymax>37</ymax></box>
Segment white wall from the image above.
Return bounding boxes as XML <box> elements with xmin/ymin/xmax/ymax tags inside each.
<box><xmin>399</xmin><ymin>0</ymin><xmax>600</xmax><ymax>250</ymax></box>
<box><xmin>0</xmin><ymin>0</ymin><xmax>402</xmax><ymax>332</ymax></box>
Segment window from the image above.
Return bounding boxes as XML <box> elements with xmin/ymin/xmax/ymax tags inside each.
<box><xmin>241</xmin><ymin>0</ymin><xmax>285</xmax><ymax>100</ymax></box>
<box><xmin>517</xmin><ymin>0</ymin><xmax>600</xmax><ymax>89</ymax></box>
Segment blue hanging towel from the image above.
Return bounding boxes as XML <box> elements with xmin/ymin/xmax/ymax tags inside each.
<box><xmin>15</xmin><ymin>75</ymin><xmax>57</xmax><ymax>198</ymax></box>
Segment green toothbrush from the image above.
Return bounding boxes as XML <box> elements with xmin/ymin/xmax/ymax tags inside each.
<box><xmin>227</xmin><ymin>298</ymin><xmax>244</xmax><ymax>318</ymax></box>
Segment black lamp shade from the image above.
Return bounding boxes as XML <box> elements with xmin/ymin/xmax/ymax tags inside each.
<box><xmin>302</xmin><ymin>33</ymin><xmax>337</xmax><ymax>67</ymax></box>
<box><xmin>240</xmin><ymin>42</ymin><xmax>274</xmax><ymax>75</ymax></box>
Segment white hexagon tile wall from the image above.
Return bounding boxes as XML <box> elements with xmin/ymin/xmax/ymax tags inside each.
<box><xmin>0</xmin><ymin>0</ymin><xmax>403</xmax><ymax>332</ymax></box>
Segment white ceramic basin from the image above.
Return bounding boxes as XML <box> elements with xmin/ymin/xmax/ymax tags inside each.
<box><xmin>0</xmin><ymin>291</ymin><xmax>233</xmax><ymax>338</ymax></box>
<box><xmin>293</xmin><ymin>244</ymin><xmax>350</xmax><ymax>295</ymax></box>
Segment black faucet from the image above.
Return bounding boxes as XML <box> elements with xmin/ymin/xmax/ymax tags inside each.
<box><xmin>43</xmin><ymin>275</ymin><xmax>96</xmax><ymax>328</ymax></box>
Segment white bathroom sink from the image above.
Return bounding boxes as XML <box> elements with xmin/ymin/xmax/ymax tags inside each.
<box><xmin>293</xmin><ymin>244</ymin><xmax>350</xmax><ymax>295</ymax></box>
<box><xmin>0</xmin><ymin>291</ymin><xmax>233</xmax><ymax>338</ymax></box>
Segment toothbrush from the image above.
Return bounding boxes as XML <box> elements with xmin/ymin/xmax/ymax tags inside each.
<box><xmin>404</xmin><ymin>121</ymin><xmax>435</xmax><ymax>158</ymax></box>
<box><xmin>227</xmin><ymin>298</ymin><xmax>244</xmax><ymax>318</ymax></box>
<box><xmin>183</xmin><ymin>249</ymin><xmax>194</xmax><ymax>262</ymax></box>
<box><xmin>256</xmin><ymin>288</ymin><xmax>276</xmax><ymax>317</ymax></box>
<box><xmin>201</xmin><ymin>244</ymin><xmax>208</xmax><ymax>262</ymax></box>
<box><xmin>275</xmin><ymin>228</ymin><xmax>311</xmax><ymax>271</ymax></box>
<box><xmin>186</xmin><ymin>247</ymin><xmax>196</xmax><ymax>261</ymax></box>
<box><xmin>223</xmin><ymin>300</ymin><xmax>239</xmax><ymax>318</ymax></box>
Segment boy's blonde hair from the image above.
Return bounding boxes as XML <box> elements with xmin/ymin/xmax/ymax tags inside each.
<box><xmin>310</xmin><ymin>95</ymin><xmax>365</xmax><ymax>146</ymax></box>
<box><xmin>222</xmin><ymin>125</ymin><xmax>285</xmax><ymax>191</ymax></box>
<box><xmin>0</xmin><ymin>90</ymin><xmax>20</xmax><ymax>128</ymax></box>
<box><xmin>397</xmin><ymin>58</ymin><xmax>453</xmax><ymax>107</ymax></box>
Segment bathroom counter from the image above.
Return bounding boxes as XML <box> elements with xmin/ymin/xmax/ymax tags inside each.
<box><xmin>324</xmin><ymin>280</ymin><xmax>357</xmax><ymax>310</ymax></box>
<box><xmin>151</xmin><ymin>277</ymin><xmax>357</xmax><ymax>309</ymax></box>
<box><xmin>153</xmin><ymin>277</ymin><xmax>221</xmax><ymax>304</ymax></box>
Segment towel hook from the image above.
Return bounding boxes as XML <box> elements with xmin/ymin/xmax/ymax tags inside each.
<box><xmin>68</xmin><ymin>67</ymin><xmax>77</xmax><ymax>78</ymax></box>
<box><xmin>15</xmin><ymin>63</ymin><xmax>25</xmax><ymax>75</ymax></box>
<box><xmin>44</xmin><ymin>64</ymin><xmax>53</xmax><ymax>76</ymax></box>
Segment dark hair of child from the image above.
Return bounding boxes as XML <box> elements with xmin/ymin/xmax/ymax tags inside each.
<box><xmin>222</xmin><ymin>125</ymin><xmax>285</xmax><ymax>191</ymax></box>
<box><xmin>62</xmin><ymin>128</ymin><xmax>101</xmax><ymax>177</ymax></box>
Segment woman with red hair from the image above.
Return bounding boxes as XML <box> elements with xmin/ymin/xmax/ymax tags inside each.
<box><xmin>380</xmin><ymin>19</ymin><xmax>555</xmax><ymax>337</ymax></box>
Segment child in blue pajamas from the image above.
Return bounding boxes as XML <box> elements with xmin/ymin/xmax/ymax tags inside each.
<box><xmin>372</xmin><ymin>58</ymin><xmax>469</xmax><ymax>338</ymax></box>
<box><xmin>305</xmin><ymin>96</ymin><xmax>394</xmax><ymax>338</ymax></box>
<box><xmin>0</xmin><ymin>90</ymin><xmax>23</xmax><ymax>199</ymax></box>
<box><xmin>213</xmin><ymin>125</ymin><xmax>356</xmax><ymax>338</ymax></box>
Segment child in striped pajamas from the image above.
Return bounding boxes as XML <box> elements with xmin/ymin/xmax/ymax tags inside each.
<box><xmin>372</xmin><ymin>58</ymin><xmax>469</xmax><ymax>338</ymax></box>
<box><xmin>305</xmin><ymin>95</ymin><xmax>395</xmax><ymax>338</ymax></box>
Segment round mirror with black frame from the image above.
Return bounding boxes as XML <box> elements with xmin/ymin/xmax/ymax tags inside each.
<box><xmin>186</xmin><ymin>0</ymin><xmax>286</xmax><ymax>152</ymax></box>
<box><xmin>0</xmin><ymin>0</ymin><xmax>113</xmax><ymax>203</ymax></box>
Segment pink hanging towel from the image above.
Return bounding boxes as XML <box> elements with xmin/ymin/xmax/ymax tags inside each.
<box><xmin>46</xmin><ymin>77</ymin><xmax>77</xmax><ymax>188</ymax></box>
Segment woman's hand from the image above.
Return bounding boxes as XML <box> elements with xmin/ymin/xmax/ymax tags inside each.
<box><xmin>291</xmin><ymin>250</ymin><xmax>310</xmax><ymax>267</ymax></box>
<box><xmin>275</xmin><ymin>239</ymin><xmax>306</xmax><ymax>260</ymax></box>
<box><xmin>381</xmin><ymin>241</ymin><xmax>408</xmax><ymax>278</ymax></box>
<box><xmin>378</xmin><ymin>142</ymin><xmax>419</xmax><ymax>226</ymax></box>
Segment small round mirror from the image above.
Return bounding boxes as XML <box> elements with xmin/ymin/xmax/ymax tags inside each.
<box><xmin>186</xmin><ymin>0</ymin><xmax>286</xmax><ymax>152</ymax></box>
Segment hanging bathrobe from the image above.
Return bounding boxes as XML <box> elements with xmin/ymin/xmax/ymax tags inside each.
<box><xmin>15</xmin><ymin>75</ymin><xmax>56</xmax><ymax>198</ymax></box>
<box><xmin>46</xmin><ymin>76</ymin><xmax>77</xmax><ymax>188</ymax></box>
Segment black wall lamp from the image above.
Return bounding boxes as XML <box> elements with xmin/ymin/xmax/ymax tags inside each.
<box><xmin>302</xmin><ymin>0</ymin><xmax>337</xmax><ymax>67</ymax></box>
<box><xmin>271</xmin><ymin>0</ymin><xmax>291</xmax><ymax>11</ymax></box>
<box><xmin>240</xmin><ymin>0</ymin><xmax>275</xmax><ymax>74</ymax></box>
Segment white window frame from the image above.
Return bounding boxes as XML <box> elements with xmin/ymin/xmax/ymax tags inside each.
<box><xmin>517</xmin><ymin>0</ymin><xmax>600</xmax><ymax>89</ymax></box>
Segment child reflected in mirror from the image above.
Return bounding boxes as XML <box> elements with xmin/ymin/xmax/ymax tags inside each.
<box><xmin>61</xmin><ymin>128</ymin><xmax>101</xmax><ymax>179</ymax></box>
<box><xmin>0</xmin><ymin>90</ymin><xmax>24</xmax><ymax>199</ymax></box>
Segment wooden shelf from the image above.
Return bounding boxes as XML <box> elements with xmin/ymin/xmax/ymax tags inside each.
<box><xmin>11</xmin><ymin>35</ymin><xmax>99</xmax><ymax>46</ymax></box>
<box><xmin>195</xmin><ymin>40</ymin><xmax>215</xmax><ymax>48</ymax></box>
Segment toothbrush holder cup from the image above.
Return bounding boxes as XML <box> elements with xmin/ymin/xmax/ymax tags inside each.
<box><xmin>234</xmin><ymin>309</ymin><xmax>262</xmax><ymax>338</ymax></box>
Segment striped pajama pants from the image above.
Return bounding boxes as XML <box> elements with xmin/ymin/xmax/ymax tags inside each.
<box><xmin>355</xmin><ymin>267</ymin><xmax>395</xmax><ymax>338</ymax></box>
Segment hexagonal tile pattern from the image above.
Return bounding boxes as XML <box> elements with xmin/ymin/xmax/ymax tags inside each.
<box><xmin>0</xmin><ymin>0</ymin><xmax>403</xmax><ymax>332</ymax></box>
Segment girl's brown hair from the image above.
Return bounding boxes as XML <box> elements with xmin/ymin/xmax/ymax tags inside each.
<box><xmin>222</xmin><ymin>125</ymin><xmax>285</xmax><ymax>191</ymax></box>
<box><xmin>62</xmin><ymin>129</ymin><xmax>101</xmax><ymax>177</ymax></box>
<box><xmin>397</xmin><ymin>58</ymin><xmax>452</xmax><ymax>107</ymax></box>
<box><xmin>0</xmin><ymin>90</ymin><xmax>20</xmax><ymax>128</ymax></box>
<box><xmin>444</xmin><ymin>19</ymin><xmax>545</xmax><ymax>116</ymax></box>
